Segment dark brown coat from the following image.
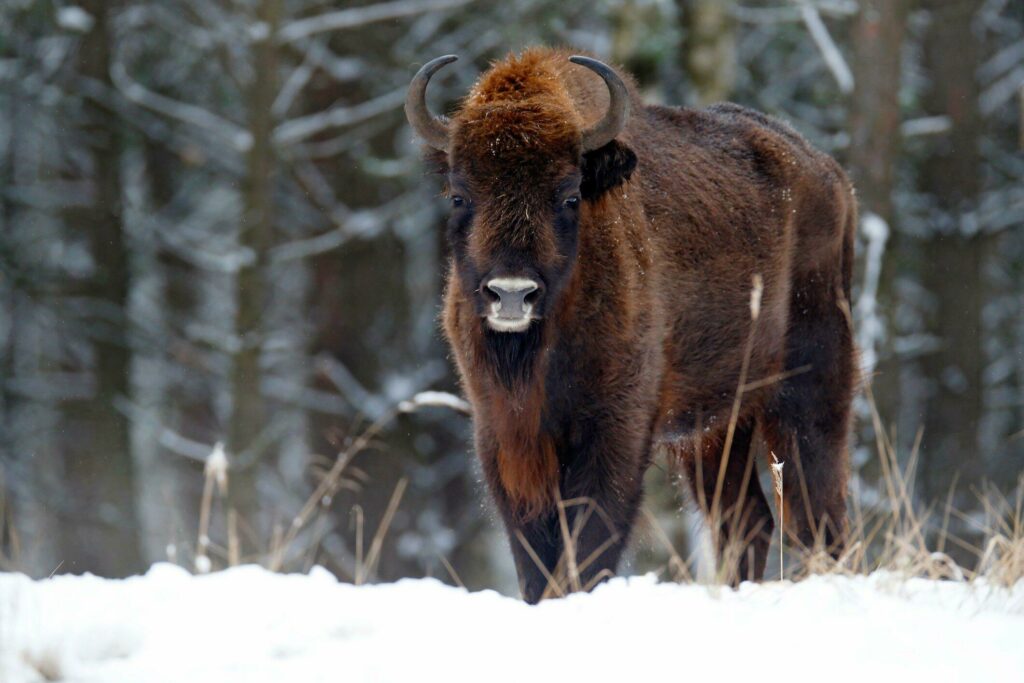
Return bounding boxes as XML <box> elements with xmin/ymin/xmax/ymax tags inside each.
<box><xmin>410</xmin><ymin>47</ymin><xmax>856</xmax><ymax>602</ymax></box>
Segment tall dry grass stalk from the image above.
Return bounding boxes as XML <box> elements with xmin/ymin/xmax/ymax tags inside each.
<box><xmin>710</xmin><ymin>275</ymin><xmax>763</xmax><ymax>524</ymax></box>
<box><xmin>194</xmin><ymin>442</ymin><xmax>229</xmax><ymax>573</ymax></box>
<box><xmin>0</xmin><ymin>465</ymin><xmax>22</xmax><ymax>572</ymax></box>
<box><xmin>770</xmin><ymin>451</ymin><xmax>784</xmax><ymax>579</ymax></box>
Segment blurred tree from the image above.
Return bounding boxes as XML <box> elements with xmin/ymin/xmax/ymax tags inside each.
<box><xmin>846</xmin><ymin>0</ymin><xmax>909</xmax><ymax>480</ymax></box>
<box><xmin>57</xmin><ymin>0</ymin><xmax>143</xmax><ymax>575</ymax></box>
<box><xmin>678</xmin><ymin>0</ymin><xmax>735</xmax><ymax>104</ymax></box>
<box><xmin>228</xmin><ymin>0</ymin><xmax>282</xmax><ymax>554</ymax></box>
<box><xmin>0</xmin><ymin>1</ymin><xmax>68</xmax><ymax>575</ymax></box>
<box><xmin>917</xmin><ymin>0</ymin><xmax>988</xmax><ymax>515</ymax></box>
<box><xmin>848</xmin><ymin>0</ymin><xmax>908</xmax><ymax>226</ymax></box>
<box><xmin>1</xmin><ymin>0</ymin><xmax>1022</xmax><ymax>586</ymax></box>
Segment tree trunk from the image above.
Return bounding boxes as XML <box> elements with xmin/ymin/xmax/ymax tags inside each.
<box><xmin>918</xmin><ymin>0</ymin><xmax>988</xmax><ymax>525</ymax></box>
<box><xmin>227</xmin><ymin>0</ymin><xmax>281</xmax><ymax>556</ymax></box>
<box><xmin>132</xmin><ymin>138</ymin><xmax>210</xmax><ymax>564</ymax></box>
<box><xmin>58</xmin><ymin>0</ymin><xmax>143</xmax><ymax>576</ymax></box>
<box><xmin>846</xmin><ymin>0</ymin><xmax>909</xmax><ymax>475</ymax></box>
<box><xmin>848</xmin><ymin>0</ymin><xmax>908</xmax><ymax>224</ymax></box>
<box><xmin>678</xmin><ymin>0</ymin><xmax>736</xmax><ymax>105</ymax></box>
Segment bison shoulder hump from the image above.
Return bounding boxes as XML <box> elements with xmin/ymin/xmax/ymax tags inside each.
<box><xmin>705</xmin><ymin>104</ymin><xmax>821</xmax><ymax>185</ymax></box>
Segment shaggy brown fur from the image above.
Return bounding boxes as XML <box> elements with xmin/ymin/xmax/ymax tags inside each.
<box><xmin>417</xmin><ymin>47</ymin><xmax>857</xmax><ymax>602</ymax></box>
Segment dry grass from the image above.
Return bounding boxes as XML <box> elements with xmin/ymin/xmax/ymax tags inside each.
<box><xmin>0</xmin><ymin>383</ymin><xmax>1018</xmax><ymax>602</ymax></box>
<box><xmin>183</xmin><ymin>392</ymin><xmax>456</xmax><ymax>580</ymax></box>
<box><xmin>630</xmin><ymin>388</ymin><xmax>1024</xmax><ymax>594</ymax></box>
<box><xmin>178</xmin><ymin>377</ymin><xmax>1023</xmax><ymax>598</ymax></box>
<box><xmin>40</xmin><ymin>297</ymin><xmax>1002</xmax><ymax>596</ymax></box>
<box><xmin>0</xmin><ymin>465</ymin><xmax>22</xmax><ymax>573</ymax></box>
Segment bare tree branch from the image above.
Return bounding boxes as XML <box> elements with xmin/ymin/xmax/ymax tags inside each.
<box><xmin>798</xmin><ymin>0</ymin><xmax>854</xmax><ymax>94</ymax></box>
<box><xmin>901</xmin><ymin>115</ymin><xmax>952</xmax><ymax>137</ymax></box>
<box><xmin>731</xmin><ymin>0</ymin><xmax>857</xmax><ymax>24</ymax></box>
<box><xmin>277</xmin><ymin>0</ymin><xmax>474</xmax><ymax>43</ymax></box>
<box><xmin>980</xmin><ymin>65</ymin><xmax>1024</xmax><ymax>116</ymax></box>
<box><xmin>110</xmin><ymin>61</ymin><xmax>253</xmax><ymax>152</ymax></box>
<box><xmin>273</xmin><ymin>87</ymin><xmax>405</xmax><ymax>146</ymax></box>
<box><xmin>272</xmin><ymin>42</ymin><xmax>320</xmax><ymax>118</ymax></box>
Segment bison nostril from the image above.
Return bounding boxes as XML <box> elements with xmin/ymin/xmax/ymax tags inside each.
<box><xmin>524</xmin><ymin>289</ymin><xmax>540</xmax><ymax>306</ymax></box>
<box><xmin>482</xmin><ymin>285</ymin><xmax>499</xmax><ymax>303</ymax></box>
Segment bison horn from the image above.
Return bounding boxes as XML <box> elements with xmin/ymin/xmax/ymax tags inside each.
<box><xmin>405</xmin><ymin>54</ymin><xmax>457</xmax><ymax>152</ymax></box>
<box><xmin>569</xmin><ymin>56</ymin><xmax>631</xmax><ymax>152</ymax></box>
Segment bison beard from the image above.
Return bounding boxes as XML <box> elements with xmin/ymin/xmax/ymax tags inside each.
<box><xmin>482</xmin><ymin>325</ymin><xmax>544</xmax><ymax>391</ymax></box>
<box><xmin>407</xmin><ymin>48</ymin><xmax>858</xmax><ymax>603</ymax></box>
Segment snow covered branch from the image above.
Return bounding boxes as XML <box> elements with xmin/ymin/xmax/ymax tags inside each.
<box><xmin>730</xmin><ymin>0</ymin><xmax>857</xmax><ymax>24</ymax></box>
<box><xmin>855</xmin><ymin>212</ymin><xmax>889</xmax><ymax>375</ymax></box>
<box><xmin>277</xmin><ymin>0</ymin><xmax>474</xmax><ymax>43</ymax></box>
<box><xmin>399</xmin><ymin>391</ymin><xmax>472</xmax><ymax>416</ymax></box>
<box><xmin>900</xmin><ymin>116</ymin><xmax>952</xmax><ymax>137</ymax></box>
<box><xmin>273</xmin><ymin>87</ymin><xmax>405</xmax><ymax>146</ymax></box>
<box><xmin>110</xmin><ymin>61</ymin><xmax>253</xmax><ymax>152</ymax></box>
<box><xmin>798</xmin><ymin>0</ymin><xmax>854</xmax><ymax>94</ymax></box>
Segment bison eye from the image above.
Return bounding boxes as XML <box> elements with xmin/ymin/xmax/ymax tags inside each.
<box><xmin>563</xmin><ymin>195</ymin><xmax>580</xmax><ymax>209</ymax></box>
<box><xmin>450</xmin><ymin>195</ymin><xmax>466</xmax><ymax>208</ymax></box>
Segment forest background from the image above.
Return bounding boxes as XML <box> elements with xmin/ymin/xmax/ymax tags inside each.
<box><xmin>1</xmin><ymin>0</ymin><xmax>1022</xmax><ymax>592</ymax></box>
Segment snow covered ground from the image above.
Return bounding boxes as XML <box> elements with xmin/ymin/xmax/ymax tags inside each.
<box><xmin>1</xmin><ymin>565</ymin><xmax>1022</xmax><ymax>683</ymax></box>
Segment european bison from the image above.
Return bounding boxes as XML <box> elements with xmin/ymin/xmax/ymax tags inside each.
<box><xmin>405</xmin><ymin>47</ymin><xmax>856</xmax><ymax>603</ymax></box>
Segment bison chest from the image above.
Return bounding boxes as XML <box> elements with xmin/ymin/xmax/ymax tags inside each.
<box><xmin>472</xmin><ymin>329</ymin><xmax>662</xmax><ymax>517</ymax></box>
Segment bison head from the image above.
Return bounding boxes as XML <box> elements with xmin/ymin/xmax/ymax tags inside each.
<box><xmin>405</xmin><ymin>52</ymin><xmax>637</xmax><ymax>340</ymax></box>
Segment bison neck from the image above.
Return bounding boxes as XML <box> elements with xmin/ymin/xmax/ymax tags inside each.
<box><xmin>481</xmin><ymin>324</ymin><xmax>560</xmax><ymax>519</ymax></box>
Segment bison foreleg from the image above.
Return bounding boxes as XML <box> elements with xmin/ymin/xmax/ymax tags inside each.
<box><xmin>506</xmin><ymin>512</ymin><xmax>562</xmax><ymax>604</ymax></box>
<box><xmin>502</xmin><ymin>479</ymin><xmax>644</xmax><ymax>603</ymax></box>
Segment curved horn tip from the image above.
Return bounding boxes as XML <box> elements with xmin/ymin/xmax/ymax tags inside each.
<box><xmin>568</xmin><ymin>55</ymin><xmax>631</xmax><ymax>152</ymax></box>
<box><xmin>568</xmin><ymin>55</ymin><xmax>598</xmax><ymax>67</ymax></box>
<box><xmin>425</xmin><ymin>54</ymin><xmax>459</xmax><ymax>70</ymax></box>
<box><xmin>567</xmin><ymin>55</ymin><xmax>616</xmax><ymax>76</ymax></box>
<box><xmin>406</xmin><ymin>55</ymin><xmax>459</xmax><ymax>152</ymax></box>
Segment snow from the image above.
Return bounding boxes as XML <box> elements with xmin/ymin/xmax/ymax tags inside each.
<box><xmin>203</xmin><ymin>443</ymin><xmax>228</xmax><ymax>491</ymax></box>
<box><xmin>855</xmin><ymin>211</ymin><xmax>889</xmax><ymax>376</ymax></box>
<box><xmin>56</xmin><ymin>6</ymin><xmax>95</xmax><ymax>33</ymax></box>
<box><xmin>192</xmin><ymin>554</ymin><xmax>212</xmax><ymax>575</ymax></box>
<box><xmin>398</xmin><ymin>390</ymin><xmax>472</xmax><ymax>415</ymax></box>
<box><xmin>248</xmin><ymin>21</ymin><xmax>271</xmax><ymax>42</ymax></box>
<box><xmin>1</xmin><ymin>565</ymin><xmax>1022</xmax><ymax>682</ymax></box>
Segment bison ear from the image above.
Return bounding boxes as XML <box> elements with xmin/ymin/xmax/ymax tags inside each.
<box><xmin>580</xmin><ymin>139</ymin><xmax>637</xmax><ymax>201</ymax></box>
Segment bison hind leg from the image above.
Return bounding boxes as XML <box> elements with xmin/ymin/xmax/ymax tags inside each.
<box><xmin>679</xmin><ymin>420</ymin><xmax>775</xmax><ymax>585</ymax></box>
<box><xmin>762</xmin><ymin>266</ymin><xmax>855</xmax><ymax>562</ymax></box>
